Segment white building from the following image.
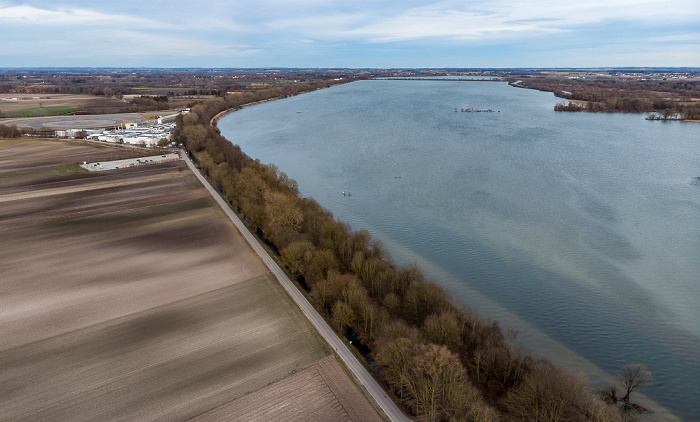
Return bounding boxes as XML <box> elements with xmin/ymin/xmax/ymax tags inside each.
<box><xmin>96</xmin><ymin>122</ymin><xmax>175</xmax><ymax>147</ymax></box>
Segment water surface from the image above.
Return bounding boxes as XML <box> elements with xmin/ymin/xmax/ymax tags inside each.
<box><xmin>219</xmin><ymin>80</ymin><xmax>700</xmax><ymax>419</ymax></box>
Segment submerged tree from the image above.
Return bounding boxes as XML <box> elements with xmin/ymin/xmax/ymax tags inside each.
<box><xmin>619</xmin><ymin>363</ymin><xmax>654</xmax><ymax>404</ymax></box>
<box><xmin>599</xmin><ymin>363</ymin><xmax>654</xmax><ymax>419</ymax></box>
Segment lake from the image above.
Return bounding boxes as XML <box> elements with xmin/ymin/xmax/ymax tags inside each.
<box><xmin>219</xmin><ymin>80</ymin><xmax>700</xmax><ymax>420</ymax></box>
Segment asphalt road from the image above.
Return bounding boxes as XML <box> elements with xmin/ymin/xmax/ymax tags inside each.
<box><xmin>180</xmin><ymin>150</ymin><xmax>410</xmax><ymax>422</ymax></box>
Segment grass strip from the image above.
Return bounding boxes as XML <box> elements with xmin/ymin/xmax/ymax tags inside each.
<box><xmin>0</xmin><ymin>106</ymin><xmax>77</xmax><ymax>118</ymax></box>
<box><xmin>55</xmin><ymin>164</ymin><xmax>90</xmax><ymax>175</ymax></box>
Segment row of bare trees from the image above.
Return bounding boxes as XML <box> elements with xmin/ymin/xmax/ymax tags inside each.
<box><xmin>0</xmin><ymin>124</ymin><xmax>56</xmax><ymax>138</ymax></box>
<box><xmin>176</xmin><ymin>85</ymin><xmax>652</xmax><ymax>421</ymax></box>
<box><xmin>515</xmin><ymin>76</ymin><xmax>700</xmax><ymax>120</ymax></box>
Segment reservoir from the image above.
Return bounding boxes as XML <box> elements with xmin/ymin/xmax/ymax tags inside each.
<box><xmin>219</xmin><ymin>80</ymin><xmax>700</xmax><ymax>419</ymax></box>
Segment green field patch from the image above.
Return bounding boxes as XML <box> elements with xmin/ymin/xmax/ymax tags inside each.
<box><xmin>55</xmin><ymin>164</ymin><xmax>90</xmax><ymax>175</ymax></box>
<box><xmin>0</xmin><ymin>138</ymin><xmax>38</xmax><ymax>146</ymax></box>
<box><xmin>133</xmin><ymin>87</ymin><xmax>193</xmax><ymax>95</ymax></box>
<box><xmin>0</xmin><ymin>106</ymin><xmax>77</xmax><ymax>118</ymax></box>
<box><xmin>134</xmin><ymin>87</ymin><xmax>174</xmax><ymax>91</ymax></box>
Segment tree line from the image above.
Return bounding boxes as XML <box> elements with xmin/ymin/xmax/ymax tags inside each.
<box><xmin>176</xmin><ymin>83</ymin><xmax>650</xmax><ymax>421</ymax></box>
<box><xmin>512</xmin><ymin>76</ymin><xmax>700</xmax><ymax>120</ymax></box>
<box><xmin>0</xmin><ymin>68</ymin><xmax>366</xmax><ymax>98</ymax></box>
<box><xmin>0</xmin><ymin>124</ymin><xmax>56</xmax><ymax>138</ymax></box>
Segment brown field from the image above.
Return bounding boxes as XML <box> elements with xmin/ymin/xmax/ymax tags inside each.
<box><xmin>191</xmin><ymin>355</ymin><xmax>382</xmax><ymax>422</ymax></box>
<box><xmin>0</xmin><ymin>139</ymin><xmax>381</xmax><ymax>421</ymax></box>
<box><xmin>0</xmin><ymin>93</ymin><xmax>128</xmax><ymax>114</ymax></box>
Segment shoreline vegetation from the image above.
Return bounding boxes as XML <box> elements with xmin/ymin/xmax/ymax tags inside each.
<box><xmin>175</xmin><ymin>80</ymin><xmax>649</xmax><ymax>421</ymax></box>
<box><xmin>509</xmin><ymin>77</ymin><xmax>700</xmax><ymax>121</ymax></box>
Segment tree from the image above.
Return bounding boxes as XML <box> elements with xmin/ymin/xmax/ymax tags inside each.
<box><xmin>403</xmin><ymin>344</ymin><xmax>473</xmax><ymax>422</ymax></box>
<box><xmin>422</xmin><ymin>311</ymin><xmax>461</xmax><ymax>350</ymax></box>
<box><xmin>503</xmin><ymin>363</ymin><xmax>620</xmax><ymax>422</ymax></box>
<box><xmin>236</xmin><ymin>166</ymin><xmax>269</xmax><ymax>229</ymax></box>
<box><xmin>183</xmin><ymin>111</ymin><xmax>200</xmax><ymax>126</ymax></box>
<box><xmin>402</xmin><ymin>280</ymin><xmax>450</xmax><ymax>325</ymax></box>
<box><xmin>281</xmin><ymin>241</ymin><xmax>315</xmax><ymax>280</ymax></box>
<box><xmin>264</xmin><ymin>190</ymin><xmax>303</xmax><ymax>248</ymax></box>
<box><xmin>306</xmin><ymin>248</ymin><xmax>338</xmax><ymax>283</ymax></box>
<box><xmin>619</xmin><ymin>363</ymin><xmax>653</xmax><ymax>405</ymax></box>
<box><xmin>332</xmin><ymin>300</ymin><xmax>354</xmax><ymax>331</ymax></box>
<box><xmin>382</xmin><ymin>292</ymin><xmax>401</xmax><ymax>317</ymax></box>
<box><xmin>375</xmin><ymin>336</ymin><xmax>415</xmax><ymax>393</ymax></box>
<box><xmin>598</xmin><ymin>363</ymin><xmax>654</xmax><ymax>417</ymax></box>
<box><xmin>182</xmin><ymin>124</ymin><xmax>207</xmax><ymax>151</ymax></box>
<box><xmin>0</xmin><ymin>124</ymin><xmax>22</xmax><ymax>138</ymax></box>
<box><xmin>356</xmin><ymin>300</ymin><xmax>389</xmax><ymax>346</ymax></box>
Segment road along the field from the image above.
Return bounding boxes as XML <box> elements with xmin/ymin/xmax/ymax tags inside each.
<box><xmin>181</xmin><ymin>149</ymin><xmax>410</xmax><ymax>422</ymax></box>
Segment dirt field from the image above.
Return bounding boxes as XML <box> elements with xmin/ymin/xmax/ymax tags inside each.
<box><xmin>0</xmin><ymin>93</ymin><xmax>128</xmax><ymax>115</ymax></box>
<box><xmin>190</xmin><ymin>356</ymin><xmax>382</xmax><ymax>422</ymax></box>
<box><xmin>0</xmin><ymin>139</ymin><xmax>381</xmax><ymax>421</ymax></box>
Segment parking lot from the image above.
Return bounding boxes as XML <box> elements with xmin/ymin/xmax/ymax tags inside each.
<box><xmin>81</xmin><ymin>153</ymin><xmax>180</xmax><ymax>171</ymax></box>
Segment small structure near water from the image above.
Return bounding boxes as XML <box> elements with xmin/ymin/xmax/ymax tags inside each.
<box><xmin>455</xmin><ymin>107</ymin><xmax>498</xmax><ymax>113</ymax></box>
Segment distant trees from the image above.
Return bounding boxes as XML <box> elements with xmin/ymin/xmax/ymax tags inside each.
<box><xmin>0</xmin><ymin>124</ymin><xmax>54</xmax><ymax>138</ymax></box>
<box><xmin>0</xmin><ymin>124</ymin><xmax>22</xmax><ymax>138</ymax></box>
<box><xmin>519</xmin><ymin>77</ymin><xmax>700</xmax><ymax>120</ymax></box>
<box><xmin>130</xmin><ymin>95</ymin><xmax>170</xmax><ymax>111</ymax></box>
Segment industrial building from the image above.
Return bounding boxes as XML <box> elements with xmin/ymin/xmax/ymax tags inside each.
<box><xmin>92</xmin><ymin>121</ymin><xmax>176</xmax><ymax>146</ymax></box>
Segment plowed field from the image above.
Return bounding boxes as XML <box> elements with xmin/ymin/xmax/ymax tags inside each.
<box><xmin>0</xmin><ymin>139</ymin><xmax>381</xmax><ymax>421</ymax></box>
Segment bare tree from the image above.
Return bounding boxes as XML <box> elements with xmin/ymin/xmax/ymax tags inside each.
<box><xmin>598</xmin><ymin>363</ymin><xmax>654</xmax><ymax>417</ymax></box>
<box><xmin>280</xmin><ymin>241</ymin><xmax>314</xmax><ymax>280</ymax></box>
<box><xmin>332</xmin><ymin>301</ymin><xmax>354</xmax><ymax>331</ymax></box>
<box><xmin>264</xmin><ymin>190</ymin><xmax>303</xmax><ymax>248</ymax></box>
<box><xmin>619</xmin><ymin>363</ymin><xmax>654</xmax><ymax>405</ymax></box>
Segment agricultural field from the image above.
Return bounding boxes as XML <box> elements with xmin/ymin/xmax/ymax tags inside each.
<box><xmin>0</xmin><ymin>105</ymin><xmax>78</xmax><ymax>118</ymax></box>
<box><xmin>0</xmin><ymin>93</ymin><xmax>128</xmax><ymax>116</ymax></box>
<box><xmin>192</xmin><ymin>355</ymin><xmax>382</xmax><ymax>422</ymax></box>
<box><xmin>124</xmin><ymin>92</ymin><xmax>215</xmax><ymax>110</ymax></box>
<box><xmin>0</xmin><ymin>139</ymin><xmax>381</xmax><ymax>421</ymax></box>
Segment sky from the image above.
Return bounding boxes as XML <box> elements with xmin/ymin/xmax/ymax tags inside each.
<box><xmin>1</xmin><ymin>0</ymin><xmax>699</xmax><ymax>68</ymax></box>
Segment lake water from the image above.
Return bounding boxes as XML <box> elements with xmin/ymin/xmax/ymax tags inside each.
<box><xmin>219</xmin><ymin>80</ymin><xmax>700</xmax><ymax>420</ymax></box>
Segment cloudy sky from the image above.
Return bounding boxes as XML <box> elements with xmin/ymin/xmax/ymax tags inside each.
<box><xmin>1</xmin><ymin>0</ymin><xmax>698</xmax><ymax>68</ymax></box>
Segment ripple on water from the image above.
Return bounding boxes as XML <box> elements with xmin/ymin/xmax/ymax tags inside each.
<box><xmin>220</xmin><ymin>80</ymin><xmax>700</xmax><ymax>420</ymax></box>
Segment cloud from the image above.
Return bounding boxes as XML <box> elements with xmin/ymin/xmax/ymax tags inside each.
<box><xmin>0</xmin><ymin>0</ymin><xmax>697</xmax><ymax>67</ymax></box>
<box><xmin>0</xmin><ymin>4</ymin><xmax>170</xmax><ymax>28</ymax></box>
<box><xmin>344</xmin><ymin>7</ymin><xmax>560</xmax><ymax>43</ymax></box>
<box><xmin>266</xmin><ymin>0</ymin><xmax>700</xmax><ymax>44</ymax></box>
<box><xmin>103</xmin><ymin>29</ymin><xmax>258</xmax><ymax>58</ymax></box>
